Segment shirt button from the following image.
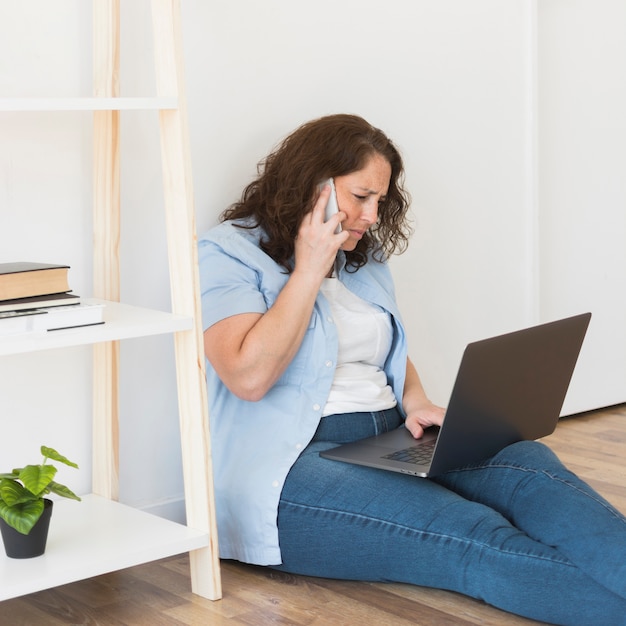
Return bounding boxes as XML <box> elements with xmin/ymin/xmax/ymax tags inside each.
<box><xmin>295</xmin><ymin>443</ymin><xmax>302</xmax><ymax>450</ymax></box>
<box><xmin>272</xmin><ymin>480</ymin><xmax>279</xmax><ymax>488</ymax></box>
<box><xmin>313</xmin><ymin>403</ymin><xmax>321</xmax><ymax>411</ymax></box>
<box><xmin>327</xmin><ymin>316</ymin><xmax>334</xmax><ymax>323</ymax></box>
<box><xmin>325</xmin><ymin>360</ymin><xmax>333</xmax><ymax>368</ymax></box>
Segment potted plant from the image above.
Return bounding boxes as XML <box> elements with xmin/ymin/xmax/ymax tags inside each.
<box><xmin>0</xmin><ymin>445</ymin><xmax>81</xmax><ymax>558</ymax></box>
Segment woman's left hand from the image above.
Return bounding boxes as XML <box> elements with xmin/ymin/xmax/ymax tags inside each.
<box><xmin>404</xmin><ymin>403</ymin><xmax>446</xmax><ymax>439</ymax></box>
<box><xmin>402</xmin><ymin>357</ymin><xmax>446</xmax><ymax>439</ymax></box>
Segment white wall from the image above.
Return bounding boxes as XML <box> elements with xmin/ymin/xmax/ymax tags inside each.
<box><xmin>0</xmin><ymin>1</ymin><xmax>95</xmax><ymax>506</ymax></box>
<box><xmin>186</xmin><ymin>0</ymin><xmax>537</xmax><ymax>408</ymax></box>
<box><xmin>538</xmin><ymin>0</ymin><xmax>626</xmax><ymax>412</ymax></box>
<box><xmin>1</xmin><ymin>1</ymin><xmax>624</xmax><ymax>522</ymax></box>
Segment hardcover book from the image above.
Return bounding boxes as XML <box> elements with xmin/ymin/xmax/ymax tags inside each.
<box><xmin>0</xmin><ymin>262</ymin><xmax>71</xmax><ymax>301</ymax></box>
<box><xmin>36</xmin><ymin>303</ymin><xmax>105</xmax><ymax>332</ymax></box>
<box><xmin>0</xmin><ymin>292</ymin><xmax>80</xmax><ymax>313</ymax></box>
<box><xmin>0</xmin><ymin>302</ymin><xmax>104</xmax><ymax>335</ymax></box>
<box><xmin>0</xmin><ymin>309</ymin><xmax>46</xmax><ymax>337</ymax></box>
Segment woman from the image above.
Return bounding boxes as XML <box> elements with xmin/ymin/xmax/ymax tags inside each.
<box><xmin>199</xmin><ymin>114</ymin><xmax>626</xmax><ymax>626</ymax></box>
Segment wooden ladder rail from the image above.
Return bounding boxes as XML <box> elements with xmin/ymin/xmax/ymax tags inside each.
<box><xmin>91</xmin><ymin>0</ymin><xmax>222</xmax><ymax>600</ymax></box>
<box><xmin>92</xmin><ymin>0</ymin><xmax>121</xmax><ymax>503</ymax></box>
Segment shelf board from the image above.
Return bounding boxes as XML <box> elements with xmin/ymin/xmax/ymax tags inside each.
<box><xmin>0</xmin><ymin>97</ymin><xmax>178</xmax><ymax>112</ymax></box>
<box><xmin>0</xmin><ymin>299</ymin><xmax>193</xmax><ymax>356</ymax></box>
<box><xmin>0</xmin><ymin>494</ymin><xmax>208</xmax><ymax>601</ymax></box>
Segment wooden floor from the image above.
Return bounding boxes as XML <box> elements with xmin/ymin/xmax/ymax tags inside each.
<box><xmin>1</xmin><ymin>403</ymin><xmax>625</xmax><ymax>625</ymax></box>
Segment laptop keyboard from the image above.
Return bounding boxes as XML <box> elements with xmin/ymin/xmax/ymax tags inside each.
<box><xmin>382</xmin><ymin>439</ymin><xmax>436</xmax><ymax>465</ymax></box>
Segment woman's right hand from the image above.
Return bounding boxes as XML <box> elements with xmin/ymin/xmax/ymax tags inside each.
<box><xmin>293</xmin><ymin>184</ymin><xmax>349</xmax><ymax>280</ymax></box>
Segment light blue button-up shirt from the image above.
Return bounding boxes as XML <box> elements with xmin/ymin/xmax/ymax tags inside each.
<box><xmin>198</xmin><ymin>220</ymin><xmax>408</xmax><ymax>565</ymax></box>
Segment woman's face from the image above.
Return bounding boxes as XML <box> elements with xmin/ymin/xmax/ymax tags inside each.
<box><xmin>334</xmin><ymin>153</ymin><xmax>391</xmax><ymax>251</ymax></box>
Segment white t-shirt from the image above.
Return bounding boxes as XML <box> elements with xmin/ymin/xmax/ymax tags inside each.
<box><xmin>320</xmin><ymin>276</ymin><xmax>397</xmax><ymax>416</ymax></box>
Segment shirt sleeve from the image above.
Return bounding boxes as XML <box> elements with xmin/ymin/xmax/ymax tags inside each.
<box><xmin>198</xmin><ymin>234</ymin><xmax>269</xmax><ymax>331</ymax></box>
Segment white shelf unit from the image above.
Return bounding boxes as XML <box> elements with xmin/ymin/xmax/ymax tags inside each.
<box><xmin>0</xmin><ymin>495</ymin><xmax>208</xmax><ymax>602</ymax></box>
<box><xmin>0</xmin><ymin>0</ymin><xmax>221</xmax><ymax>602</ymax></box>
<box><xmin>0</xmin><ymin>300</ymin><xmax>192</xmax><ymax>357</ymax></box>
<box><xmin>0</xmin><ymin>97</ymin><xmax>178</xmax><ymax>111</ymax></box>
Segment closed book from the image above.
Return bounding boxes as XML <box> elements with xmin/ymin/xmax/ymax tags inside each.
<box><xmin>0</xmin><ymin>262</ymin><xmax>71</xmax><ymax>300</ymax></box>
<box><xmin>33</xmin><ymin>303</ymin><xmax>105</xmax><ymax>332</ymax></box>
<box><xmin>0</xmin><ymin>309</ymin><xmax>47</xmax><ymax>337</ymax></box>
<box><xmin>0</xmin><ymin>302</ymin><xmax>105</xmax><ymax>335</ymax></box>
<box><xmin>0</xmin><ymin>292</ymin><xmax>80</xmax><ymax>313</ymax></box>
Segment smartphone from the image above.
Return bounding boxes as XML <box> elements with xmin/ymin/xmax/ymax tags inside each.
<box><xmin>321</xmin><ymin>178</ymin><xmax>341</xmax><ymax>233</ymax></box>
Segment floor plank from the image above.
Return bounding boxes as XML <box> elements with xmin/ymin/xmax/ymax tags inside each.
<box><xmin>1</xmin><ymin>403</ymin><xmax>624</xmax><ymax>625</ymax></box>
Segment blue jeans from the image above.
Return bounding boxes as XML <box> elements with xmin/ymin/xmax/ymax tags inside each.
<box><xmin>274</xmin><ymin>408</ymin><xmax>626</xmax><ymax>626</ymax></box>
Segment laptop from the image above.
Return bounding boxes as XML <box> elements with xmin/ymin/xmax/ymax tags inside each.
<box><xmin>320</xmin><ymin>312</ymin><xmax>591</xmax><ymax>477</ymax></box>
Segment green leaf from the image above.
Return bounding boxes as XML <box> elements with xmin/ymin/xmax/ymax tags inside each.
<box><xmin>19</xmin><ymin>465</ymin><xmax>56</xmax><ymax>496</ymax></box>
<box><xmin>41</xmin><ymin>446</ymin><xmax>79</xmax><ymax>469</ymax></box>
<box><xmin>0</xmin><ymin>479</ymin><xmax>37</xmax><ymax>507</ymax></box>
<box><xmin>48</xmin><ymin>481</ymin><xmax>81</xmax><ymax>502</ymax></box>
<box><xmin>0</xmin><ymin>498</ymin><xmax>44</xmax><ymax>535</ymax></box>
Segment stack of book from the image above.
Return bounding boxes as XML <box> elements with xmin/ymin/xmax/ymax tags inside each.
<box><xmin>0</xmin><ymin>262</ymin><xmax>105</xmax><ymax>337</ymax></box>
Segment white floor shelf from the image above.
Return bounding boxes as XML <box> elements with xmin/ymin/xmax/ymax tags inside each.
<box><xmin>0</xmin><ymin>494</ymin><xmax>209</xmax><ymax>601</ymax></box>
<box><xmin>0</xmin><ymin>300</ymin><xmax>192</xmax><ymax>356</ymax></box>
<box><xmin>0</xmin><ymin>97</ymin><xmax>178</xmax><ymax>111</ymax></box>
<box><xmin>0</xmin><ymin>1</ymin><xmax>222</xmax><ymax>601</ymax></box>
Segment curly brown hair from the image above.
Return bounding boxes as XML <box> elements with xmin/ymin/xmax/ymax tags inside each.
<box><xmin>221</xmin><ymin>114</ymin><xmax>412</xmax><ymax>272</ymax></box>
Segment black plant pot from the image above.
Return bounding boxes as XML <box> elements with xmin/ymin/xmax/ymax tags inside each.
<box><xmin>0</xmin><ymin>498</ymin><xmax>53</xmax><ymax>559</ymax></box>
